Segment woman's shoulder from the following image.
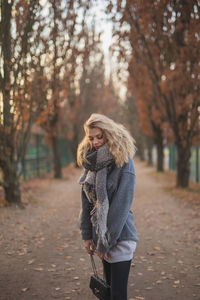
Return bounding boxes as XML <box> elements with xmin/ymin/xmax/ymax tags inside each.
<box><xmin>109</xmin><ymin>157</ymin><xmax>135</xmax><ymax>178</ymax></box>
<box><xmin>121</xmin><ymin>157</ymin><xmax>135</xmax><ymax>175</ymax></box>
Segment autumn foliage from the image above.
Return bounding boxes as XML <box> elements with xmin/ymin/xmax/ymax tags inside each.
<box><xmin>108</xmin><ymin>0</ymin><xmax>200</xmax><ymax>187</ymax></box>
<box><xmin>0</xmin><ymin>0</ymin><xmax>121</xmax><ymax>205</ymax></box>
<box><xmin>1</xmin><ymin>0</ymin><xmax>198</xmax><ymax>208</ymax></box>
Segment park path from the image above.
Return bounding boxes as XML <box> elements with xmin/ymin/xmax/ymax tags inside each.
<box><xmin>0</xmin><ymin>161</ymin><xmax>199</xmax><ymax>300</ymax></box>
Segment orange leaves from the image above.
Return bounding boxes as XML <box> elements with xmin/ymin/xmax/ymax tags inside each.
<box><xmin>111</xmin><ymin>0</ymin><xmax>200</xmax><ymax>149</ymax></box>
<box><xmin>36</xmin><ymin>110</ymin><xmax>49</xmax><ymax>127</ymax></box>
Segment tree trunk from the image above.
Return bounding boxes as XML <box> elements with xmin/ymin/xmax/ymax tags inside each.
<box><xmin>145</xmin><ymin>137</ymin><xmax>153</xmax><ymax>166</ymax></box>
<box><xmin>70</xmin><ymin>126</ymin><xmax>79</xmax><ymax>168</ymax></box>
<box><xmin>176</xmin><ymin>144</ymin><xmax>190</xmax><ymax>187</ymax></box>
<box><xmin>2</xmin><ymin>163</ymin><xmax>23</xmax><ymax>207</ymax></box>
<box><xmin>135</xmin><ymin>140</ymin><xmax>145</xmax><ymax>161</ymax></box>
<box><xmin>147</xmin><ymin>146</ymin><xmax>153</xmax><ymax>166</ymax></box>
<box><xmin>138</xmin><ymin>147</ymin><xmax>145</xmax><ymax>161</ymax></box>
<box><xmin>156</xmin><ymin>140</ymin><xmax>164</xmax><ymax>172</ymax></box>
<box><xmin>152</xmin><ymin>123</ymin><xmax>164</xmax><ymax>172</ymax></box>
<box><xmin>52</xmin><ymin>136</ymin><xmax>62</xmax><ymax>178</ymax></box>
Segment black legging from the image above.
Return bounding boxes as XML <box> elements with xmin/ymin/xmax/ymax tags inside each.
<box><xmin>102</xmin><ymin>259</ymin><xmax>132</xmax><ymax>300</ymax></box>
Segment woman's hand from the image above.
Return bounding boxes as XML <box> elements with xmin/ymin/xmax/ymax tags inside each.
<box><xmin>96</xmin><ymin>251</ymin><xmax>108</xmax><ymax>260</ymax></box>
<box><xmin>84</xmin><ymin>240</ymin><xmax>96</xmax><ymax>255</ymax></box>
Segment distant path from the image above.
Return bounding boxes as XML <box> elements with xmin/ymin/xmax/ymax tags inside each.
<box><xmin>0</xmin><ymin>161</ymin><xmax>199</xmax><ymax>300</ymax></box>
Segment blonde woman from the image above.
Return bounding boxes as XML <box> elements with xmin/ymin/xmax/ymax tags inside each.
<box><xmin>77</xmin><ymin>113</ymin><xmax>138</xmax><ymax>300</ymax></box>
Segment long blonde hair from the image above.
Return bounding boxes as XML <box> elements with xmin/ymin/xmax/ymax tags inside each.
<box><xmin>77</xmin><ymin>113</ymin><xmax>136</xmax><ymax>167</ymax></box>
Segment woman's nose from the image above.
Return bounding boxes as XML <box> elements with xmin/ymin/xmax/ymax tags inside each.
<box><xmin>93</xmin><ymin>138</ymin><xmax>98</xmax><ymax>145</ymax></box>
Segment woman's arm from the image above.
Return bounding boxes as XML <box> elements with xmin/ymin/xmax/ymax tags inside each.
<box><xmin>97</xmin><ymin>170</ymin><xmax>136</xmax><ymax>253</ymax></box>
<box><xmin>79</xmin><ymin>188</ymin><xmax>93</xmax><ymax>241</ymax></box>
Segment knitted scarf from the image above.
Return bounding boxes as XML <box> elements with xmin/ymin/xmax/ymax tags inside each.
<box><xmin>79</xmin><ymin>143</ymin><xmax>114</xmax><ymax>248</ymax></box>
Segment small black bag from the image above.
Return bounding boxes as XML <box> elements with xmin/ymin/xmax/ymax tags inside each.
<box><xmin>89</xmin><ymin>255</ymin><xmax>110</xmax><ymax>300</ymax></box>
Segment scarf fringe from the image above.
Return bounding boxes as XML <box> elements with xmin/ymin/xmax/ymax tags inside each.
<box><xmin>90</xmin><ymin>200</ymin><xmax>109</xmax><ymax>248</ymax></box>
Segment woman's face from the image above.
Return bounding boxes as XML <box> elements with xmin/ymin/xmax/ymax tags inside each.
<box><xmin>88</xmin><ymin>127</ymin><xmax>106</xmax><ymax>150</ymax></box>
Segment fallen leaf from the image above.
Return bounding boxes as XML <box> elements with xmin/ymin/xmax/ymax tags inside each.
<box><xmin>153</xmin><ymin>246</ymin><xmax>160</xmax><ymax>251</ymax></box>
<box><xmin>34</xmin><ymin>267</ymin><xmax>44</xmax><ymax>271</ymax></box>
<box><xmin>21</xmin><ymin>288</ymin><xmax>29</xmax><ymax>292</ymax></box>
<box><xmin>161</xmin><ymin>271</ymin><xmax>166</xmax><ymax>275</ymax></box>
<box><xmin>131</xmin><ymin>263</ymin><xmax>135</xmax><ymax>267</ymax></box>
<box><xmin>156</xmin><ymin>280</ymin><xmax>162</xmax><ymax>284</ymax></box>
<box><xmin>174</xmin><ymin>280</ymin><xmax>180</xmax><ymax>284</ymax></box>
<box><xmin>7</xmin><ymin>251</ymin><xmax>14</xmax><ymax>255</ymax></box>
<box><xmin>195</xmin><ymin>265</ymin><xmax>200</xmax><ymax>269</ymax></box>
<box><xmin>177</xmin><ymin>260</ymin><xmax>183</xmax><ymax>264</ymax></box>
<box><xmin>28</xmin><ymin>259</ymin><xmax>35</xmax><ymax>265</ymax></box>
<box><xmin>147</xmin><ymin>251</ymin><xmax>155</xmax><ymax>256</ymax></box>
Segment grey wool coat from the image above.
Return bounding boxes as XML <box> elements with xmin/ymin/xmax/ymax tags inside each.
<box><xmin>79</xmin><ymin>157</ymin><xmax>138</xmax><ymax>253</ymax></box>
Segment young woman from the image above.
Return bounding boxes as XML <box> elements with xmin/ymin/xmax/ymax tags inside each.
<box><xmin>77</xmin><ymin>113</ymin><xmax>138</xmax><ymax>300</ymax></box>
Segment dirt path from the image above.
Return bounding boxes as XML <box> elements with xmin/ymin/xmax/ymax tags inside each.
<box><xmin>0</xmin><ymin>161</ymin><xmax>199</xmax><ymax>300</ymax></box>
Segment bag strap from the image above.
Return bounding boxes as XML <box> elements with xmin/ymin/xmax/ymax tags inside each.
<box><xmin>90</xmin><ymin>254</ymin><xmax>106</xmax><ymax>281</ymax></box>
<box><xmin>90</xmin><ymin>254</ymin><xmax>98</xmax><ymax>276</ymax></box>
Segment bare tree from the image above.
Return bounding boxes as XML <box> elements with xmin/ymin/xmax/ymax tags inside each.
<box><xmin>0</xmin><ymin>0</ymin><xmax>45</xmax><ymax>205</ymax></box>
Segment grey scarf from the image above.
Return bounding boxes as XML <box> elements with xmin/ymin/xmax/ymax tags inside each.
<box><xmin>79</xmin><ymin>143</ymin><xmax>114</xmax><ymax>248</ymax></box>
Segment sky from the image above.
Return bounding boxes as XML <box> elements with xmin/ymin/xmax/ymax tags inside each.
<box><xmin>85</xmin><ymin>0</ymin><xmax>113</xmax><ymax>79</ymax></box>
<box><xmin>89</xmin><ymin>0</ymin><xmax>127</xmax><ymax>98</ymax></box>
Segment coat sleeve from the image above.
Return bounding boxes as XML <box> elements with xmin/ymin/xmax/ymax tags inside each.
<box><xmin>97</xmin><ymin>170</ymin><xmax>136</xmax><ymax>253</ymax></box>
<box><xmin>79</xmin><ymin>188</ymin><xmax>93</xmax><ymax>241</ymax></box>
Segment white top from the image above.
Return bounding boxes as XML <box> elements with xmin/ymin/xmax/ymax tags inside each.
<box><xmin>104</xmin><ymin>240</ymin><xmax>137</xmax><ymax>263</ymax></box>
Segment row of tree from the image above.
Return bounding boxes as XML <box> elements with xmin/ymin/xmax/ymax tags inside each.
<box><xmin>0</xmin><ymin>0</ymin><xmax>121</xmax><ymax>206</ymax></box>
<box><xmin>108</xmin><ymin>0</ymin><xmax>200</xmax><ymax>187</ymax></box>
<box><xmin>0</xmin><ymin>0</ymin><xmax>199</xmax><ymax>207</ymax></box>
